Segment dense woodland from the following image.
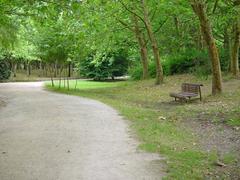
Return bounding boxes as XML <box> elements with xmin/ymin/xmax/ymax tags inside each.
<box><xmin>0</xmin><ymin>0</ymin><xmax>239</xmax><ymax>94</ymax></box>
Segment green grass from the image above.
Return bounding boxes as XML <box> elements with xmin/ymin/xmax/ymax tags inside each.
<box><xmin>45</xmin><ymin>75</ymin><xmax>240</xmax><ymax>179</ymax></box>
<box><xmin>227</xmin><ymin>119</ymin><xmax>240</xmax><ymax>126</ymax></box>
<box><xmin>54</xmin><ymin>79</ymin><xmax>122</xmax><ymax>90</ymax></box>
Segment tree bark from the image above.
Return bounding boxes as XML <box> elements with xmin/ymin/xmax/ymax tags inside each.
<box><xmin>39</xmin><ymin>61</ymin><xmax>42</xmax><ymax>77</ymax></box>
<box><xmin>132</xmin><ymin>14</ymin><xmax>149</xmax><ymax>79</ymax></box>
<box><xmin>198</xmin><ymin>25</ymin><xmax>204</xmax><ymax>49</ymax></box>
<box><xmin>54</xmin><ymin>61</ymin><xmax>57</xmax><ymax>77</ymax></box>
<box><xmin>68</xmin><ymin>62</ymin><xmax>71</xmax><ymax>77</ymax></box>
<box><xmin>231</xmin><ymin>21</ymin><xmax>240</xmax><ymax>77</ymax></box>
<box><xmin>141</xmin><ymin>0</ymin><xmax>163</xmax><ymax>84</ymax></box>
<box><xmin>12</xmin><ymin>62</ymin><xmax>17</xmax><ymax>77</ymax></box>
<box><xmin>191</xmin><ymin>0</ymin><xmax>223</xmax><ymax>95</ymax></box>
<box><xmin>27</xmin><ymin>61</ymin><xmax>31</xmax><ymax>76</ymax></box>
<box><xmin>223</xmin><ymin>27</ymin><xmax>232</xmax><ymax>71</ymax></box>
<box><xmin>50</xmin><ymin>65</ymin><xmax>55</xmax><ymax>87</ymax></box>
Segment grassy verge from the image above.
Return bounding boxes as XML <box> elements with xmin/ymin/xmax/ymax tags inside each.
<box><xmin>45</xmin><ymin>75</ymin><xmax>240</xmax><ymax>179</ymax></box>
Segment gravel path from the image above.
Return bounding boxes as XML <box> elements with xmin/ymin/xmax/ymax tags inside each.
<box><xmin>0</xmin><ymin>82</ymin><xmax>164</xmax><ymax>180</ymax></box>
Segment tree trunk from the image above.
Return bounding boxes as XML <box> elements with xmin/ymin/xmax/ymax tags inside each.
<box><xmin>68</xmin><ymin>62</ymin><xmax>71</xmax><ymax>77</ymax></box>
<box><xmin>67</xmin><ymin>77</ymin><xmax>70</xmax><ymax>90</ymax></box>
<box><xmin>59</xmin><ymin>66</ymin><xmax>63</xmax><ymax>89</ymax></box>
<box><xmin>231</xmin><ymin>21</ymin><xmax>240</xmax><ymax>77</ymax></box>
<box><xmin>50</xmin><ymin>65</ymin><xmax>55</xmax><ymax>87</ymax></box>
<box><xmin>54</xmin><ymin>61</ymin><xmax>57</xmax><ymax>77</ymax></box>
<box><xmin>12</xmin><ymin>62</ymin><xmax>17</xmax><ymax>77</ymax></box>
<box><xmin>198</xmin><ymin>25</ymin><xmax>204</xmax><ymax>49</ymax></box>
<box><xmin>75</xmin><ymin>79</ymin><xmax>78</xmax><ymax>90</ymax></box>
<box><xmin>27</xmin><ymin>62</ymin><xmax>31</xmax><ymax>76</ymax></box>
<box><xmin>223</xmin><ymin>27</ymin><xmax>232</xmax><ymax>71</ymax></box>
<box><xmin>132</xmin><ymin>14</ymin><xmax>149</xmax><ymax>79</ymax></box>
<box><xmin>39</xmin><ymin>61</ymin><xmax>42</xmax><ymax>77</ymax></box>
<box><xmin>191</xmin><ymin>0</ymin><xmax>223</xmax><ymax>95</ymax></box>
<box><xmin>141</xmin><ymin>0</ymin><xmax>164</xmax><ymax>85</ymax></box>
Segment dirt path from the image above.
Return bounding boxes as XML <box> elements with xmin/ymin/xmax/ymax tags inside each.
<box><xmin>0</xmin><ymin>82</ymin><xmax>164</xmax><ymax>180</ymax></box>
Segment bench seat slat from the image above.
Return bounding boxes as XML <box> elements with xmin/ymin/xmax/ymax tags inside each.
<box><xmin>170</xmin><ymin>83</ymin><xmax>203</xmax><ymax>101</ymax></box>
<box><xmin>180</xmin><ymin>92</ymin><xmax>198</xmax><ymax>97</ymax></box>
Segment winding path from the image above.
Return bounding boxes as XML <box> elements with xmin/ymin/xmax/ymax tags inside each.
<box><xmin>0</xmin><ymin>82</ymin><xmax>164</xmax><ymax>180</ymax></box>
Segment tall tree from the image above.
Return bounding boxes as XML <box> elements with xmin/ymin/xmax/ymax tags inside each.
<box><xmin>132</xmin><ymin>14</ymin><xmax>149</xmax><ymax>79</ymax></box>
<box><xmin>141</xmin><ymin>0</ymin><xmax>163</xmax><ymax>84</ymax></box>
<box><xmin>231</xmin><ymin>20</ymin><xmax>240</xmax><ymax>77</ymax></box>
<box><xmin>190</xmin><ymin>0</ymin><xmax>223</xmax><ymax>95</ymax></box>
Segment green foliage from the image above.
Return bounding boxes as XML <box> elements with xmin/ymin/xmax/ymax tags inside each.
<box><xmin>128</xmin><ymin>63</ymin><xmax>144</xmax><ymax>80</ymax></box>
<box><xmin>0</xmin><ymin>59</ymin><xmax>11</xmax><ymax>80</ymax></box>
<box><xmin>128</xmin><ymin>61</ymin><xmax>157</xmax><ymax>80</ymax></box>
<box><xmin>129</xmin><ymin>49</ymin><xmax>212</xmax><ymax>80</ymax></box>
<box><xmin>79</xmin><ymin>50</ymin><xmax>129</xmax><ymax>80</ymax></box>
<box><xmin>164</xmin><ymin>49</ymin><xmax>210</xmax><ymax>76</ymax></box>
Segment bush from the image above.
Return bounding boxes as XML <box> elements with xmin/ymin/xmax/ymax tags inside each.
<box><xmin>128</xmin><ymin>63</ymin><xmax>143</xmax><ymax>80</ymax></box>
<box><xmin>164</xmin><ymin>49</ymin><xmax>210</xmax><ymax>75</ymax></box>
<box><xmin>128</xmin><ymin>49</ymin><xmax>212</xmax><ymax>80</ymax></box>
<box><xmin>128</xmin><ymin>61</ymin><xmax>158</xmax><ymax>80</ymax></box>
<box><xmin>79</xmin><ymin>50</ymin><xmax>129</xmax><ymax>80</ymax></box>
<box><xmin>0</xmin><ymin>60</ymin><xmax>11</xmax><ymax>80</ymax></box>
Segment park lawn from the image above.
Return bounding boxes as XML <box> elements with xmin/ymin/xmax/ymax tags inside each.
<box><xmin>46</xmin><ymin>74</ymin><xmax>240</xmax><ymax>179</ymax></box>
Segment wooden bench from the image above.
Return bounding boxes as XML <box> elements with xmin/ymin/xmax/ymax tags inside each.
<box><xmin>170</xmin><ymin>83</ymin><xmax>203</xmax><ymax>101</ymax></box>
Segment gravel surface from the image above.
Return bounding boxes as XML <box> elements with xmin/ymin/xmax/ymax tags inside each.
<box><xmin>0</xmin><ymin>82</ymin><xmax>164</xmax><ymax>180</ymax></box>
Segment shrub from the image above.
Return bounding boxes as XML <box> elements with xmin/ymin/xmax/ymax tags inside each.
<box><xmin>128</xmin><ymin>61</ymin><xmax>158</xmax><ymax>80</ymax></box>
<box><xmin>129</xmin><ymin>49</ymin><xmax>211</xmax><ymax>80</ymax></box>
<box><xmin>79</xmin><ymin>50</ymin><xmax>129</xmax><ymax>80</ymax></box>
<box><xmin>164</xmin><ymin>49</ymin><xmax>210</xmax><ymax>75</ymax></box>
<box><xmin>0</xmin><ymin>59</ymin><xmax>11</xmax><ymax>80</ymax></box>
<box><xmin>128</xmin><ymin>63</ymin><xmax>143</xmax><ymax>80</ymax></box>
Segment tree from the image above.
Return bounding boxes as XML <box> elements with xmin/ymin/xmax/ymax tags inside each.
<box><xmin>190</xmin><ymin>0</ymin><xmax>223</xmax><ymax>95</ymax></box>
<box><xmin>132</xmin><ymin>14</ymin><xmax>149</xmax><ymax>79</ymax></box>
<box><xmin>231</xmin><ymin>20</ymin><xmax>240</xmax><ymax>77</ymax></box>
<box><xmin>141</xmin><ymin>0</ymin><xmax>164</xmax><ymax>84</ymax></box>
<box><xmin>80</xmin><ymin>49</ymin><xmax>129</xmax><ymax>81</ymax></box>
<box><xmin>118</xmin><ymin>0</ymin><xmax>164</xmax><ymax>84</ymax></box>
<box><xmin>0</xmin><ymin>57</ymin><xmax>11</xmax><ymax>80</ymax></box>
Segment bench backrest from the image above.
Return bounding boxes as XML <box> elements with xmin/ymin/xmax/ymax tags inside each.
<box><xmin>181</xmin><ymin>83</ymin><xmax>202</xmax><ymax>94</ymax></box>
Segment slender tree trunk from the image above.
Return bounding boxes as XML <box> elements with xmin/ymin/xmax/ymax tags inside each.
<box><xmin>75</xmin><ymin>79</ymin><xmax>78</xmax><ymax>90</ymax></box>
<box><xmin>141</xmin><ymin>0</ymin><xmax>163</xmax><ymax>84</ymax></box>
<box><xmin>191</xmin><ymin>0</ymin><xmax>223</xmax><ymax>95</ymax></box>
<box><xmin>24</xmin><ymin>62</ymin><xmax>27</xmax><ymax>70</ymax></box>
<box><xmin>132</xmin><ymin>14</ymin><xmax>149</xmax><ymax>79</ymax></box>
<box><xmin>12</xmin><ymin>62</ymin><xmax>17</xmax><ymax>77</ymax></box>
<box><xmin>54</xmin><ymin>61</ymin><xmax>57</xmax><ymax>77</ymax></box>
<box><xmin>64</xmin><ymin>68</ymin><xmax>66</xmax><ymax>88</ymax></box>
<box><xmin>50</xmin><ymin>64</ymin><xmax>55</xmax><ymax>87</ymax></box>
<box><xmin>231</xmin><ymin>21</ymin><xmax>240</xmax><ymax>77</ymax></box>
<box><xmin>223</xmin><ymin>27</ymin><xmax>231</xmax><ymax>71</ymax></box>
<box><xmin>49</xmin><ymin>65</ymin><xmax>54</xmax><ymax>87</ymax></box>
<box><xmin>67</xmin><ymin>76</ymin><xmax>70</xmax><ymax>90</ymax></box>
<box><xmin>45</xmin><ymin>64</ymin><xmax>48</xmax><ymax>77</ymax></box>
<box><xmin>59</xmin><ymin>66</ymin><xmax>63</xmax><ymax>89</ymax></box>
<box><xmin>68</xmin><ymin>62</ymin><xmax>72</xmax><ymax>77</ymax></box>
<box><xmin>198</xmin><ymin>25</ymin><xmax>204</xmax><ymax>49</ymax></box>
<box><xmin>39</xmin><ymin>61</ymin><xmax>42</xmax><ymax>77</ymax></box>
<box><xmin>27</xmin><ymin>62</ymin><xmax>31</xmax><ymax>76</ymax></box>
